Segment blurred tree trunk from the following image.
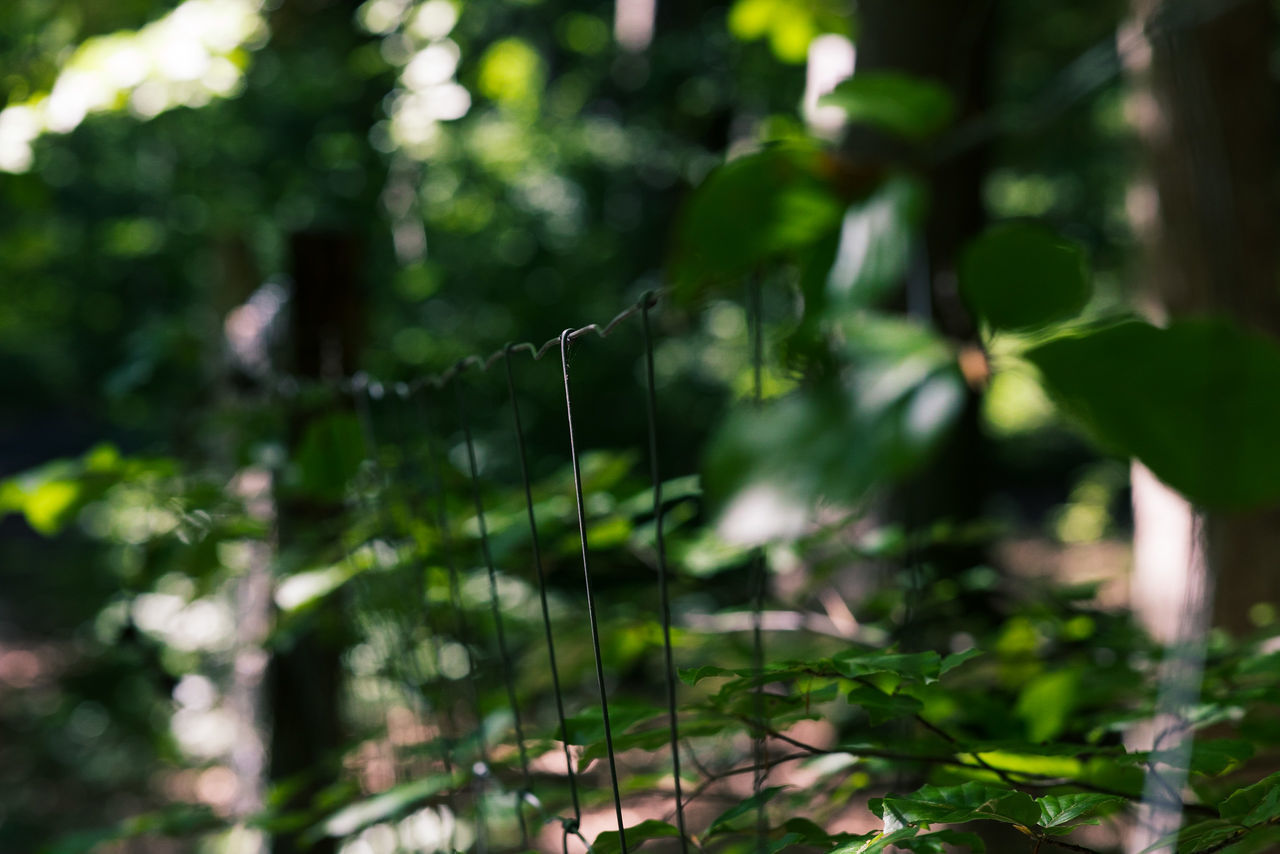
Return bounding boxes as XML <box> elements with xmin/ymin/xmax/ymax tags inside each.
<box><xmin>1125</xmin><ymin>0</ymin><xmax>1280</xmax><ymax>642</ymax></box>
<box><xmin>850</xmin><ymin>0</ymin><xmax>997</xmax><ymax>616</ymax></box>
<box><xmin>848</xmin><ymin>7</ymin><xmax>1025</xmax><ymax>848</ymax></box>
<box><xmin>268</xmin><ymin>232</ymin><xmax>365</xmax><ymax>854</ymax></box>
<box><xmin>1125</xmin><ymin>3</ymin><xmax>1278</xmax><ymax>850</ymax></box>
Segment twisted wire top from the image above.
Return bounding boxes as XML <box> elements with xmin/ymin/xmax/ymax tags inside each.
<box><xmin>271</xmin><ymin>290</ymin><xmax>663</xmax><ymax>401</ymax></box>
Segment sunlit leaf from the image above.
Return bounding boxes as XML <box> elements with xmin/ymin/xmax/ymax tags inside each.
<box><xmin>821</xmin><ymin>174</ymin><xmax>927</xmax><ymax>309</ymax></box>
<box><xmin>477</xmin><ymin>38</ymin><xmax>544</xmax><ymax>108</ymax></box>
<box><xmin>1015</xmin><ymin>668</ymin><xmax>1080</xmax><ymax>743</ymax></box>
<box><xmin>318</xmin><ymin>773</ymin><xmax>456</xmax><ymax>837</ymax></box>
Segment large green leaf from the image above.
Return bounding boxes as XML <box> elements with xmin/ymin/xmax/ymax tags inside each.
<box><xmin>670</xmin><ymin>144</ymin><xmax>845</xmax><ymax>294</ymax></box>
<box><xmin>1027</xmin><ymin>318</ymin><xmax>1280</xmax><ymax>509</ymax></box>
<box><xmin>872</xmin><ymin>782</ymin><xmax>1041</xmax><ymax>832</ymax></box>
<box><xmin>959</xmin><ymin>222</ymin><xmax>1090</xmax><ymax>331</ymax></box>
<box><xmin>819</xmin><ymin>72</ymin><xmax>956</xmax><ymax>141</ymax></box>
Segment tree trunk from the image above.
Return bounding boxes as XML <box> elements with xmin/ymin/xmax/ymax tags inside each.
<box><xmin>1125</xmin><ymin>3</ymin><xmax>1279</xmax><ymax>850</ymax></box>
<box><xmin>1125</xmin><ymin>0</ymin><xmax>1279</xmax><ymax>642</ymax></box>
<box><xmin>851</xmin><ymin>0</ymin><xmax>996</xmax><ymax>622</ymax></box>
<box><xmin>268</xmin><ymin>232</ymin><xmax>365</xmax><ymax>854</ymax></box>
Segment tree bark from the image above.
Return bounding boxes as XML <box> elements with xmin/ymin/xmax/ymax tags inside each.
<box><xmin>849</xmin><ymin>0</ymin><xmax>996</xmax><ymax>613</ymax></box>
<box><xmin>267</xmin><ymin>232</ymin><xmax>365</xmax><ymax>854</ymax></box>
<box><xmin>1125</xmin><ymin>0</ymin><xmax>1280</xmax><ymax>639</ymax></box>
<box><xmin>1125</xmin><ymin>3</ymin><xmax>1279</xmax><ymax>850</ymax></box>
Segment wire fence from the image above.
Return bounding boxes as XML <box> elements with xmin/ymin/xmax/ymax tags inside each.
<box><xmin>286</xmin><ymin>288</ymin><xmax>763</xmax><ymax>854</ymax></box>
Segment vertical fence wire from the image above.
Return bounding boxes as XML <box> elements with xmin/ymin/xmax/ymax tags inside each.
<box><xmin>639</xmin><ymin>295</ymin><xmax>688</xmax><ymax>852</ymax></box>
<box><xmin>560</xmin><ymin>328</ymin><xmax>629</xmax><ymax>854</ymax></box>
<box><xmin>383</xmin><ymin>385</ymin><xmax>465</xmax><ymax>787</ymax></box>
<box><xmin>415</xmin><ymin>391</ymin><xmax>491</xmax><ymax>854</ymax></box>
<box><xmin>503</xmin><ymin>346</ymin><xmax>584</xmax><ymax>838</ymax></box>
<box><xmin>455</xmin><ymin>379</ymin><xmax>533</xmax><ymax>849</ymax></box>
<box><xmin>748</xmin><ymin>277</ymin><xmax>769</xmax><ymax>852</ymax></box>
<box><xmin>362</xmin><ymin>382</ymin><xmax>493</xmax><ymax>837</ymax></box>
<box><xmin>350</xmin><ymin>383</ymin><xmax>427</xmax><ymax>787</ymax></box>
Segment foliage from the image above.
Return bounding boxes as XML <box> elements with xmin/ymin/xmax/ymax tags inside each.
<box><xmin>5</xmin><ymin>1</ymin><xmax>1280</xmax><ymax>854</ymax></box>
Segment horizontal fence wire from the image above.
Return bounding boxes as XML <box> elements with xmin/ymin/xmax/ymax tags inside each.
<box><xmin>268</xmin><ymin>290</ymin><xmax>664</xmax><ymax>402</ymax></box>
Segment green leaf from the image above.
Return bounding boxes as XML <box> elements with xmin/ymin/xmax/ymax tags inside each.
<box><xmin>707</xmin><ymin>786</ymin><xmax>788</xmax><ymax>836</ymax></box>
<box><xmin>561</xmin><ymin>701</ymin><xmax>665</xmax><ymax>745</ymax></box>
<box><xmin>317</xmin><ymin>774</ymin><xmax>455</xmax><ymax>838</ymax></box>
<box><xmin>1140</xmin><ymin>819</ymin><xmax>1244</xmax><ymax>854</ymax></box>
<box><xmin>958</xmin><ymin>222</ymin><xmax>1090</xmax><ymax>331</ymax></box>
<box><xmin>820</xmin><ymin>72</ymin><xmax>956</xmax><ymax>141</ymax></box>
<box><xmin>581</xmin><ymin>718</ymin><xmax>725</xmax><ymax>763</ymax></box>
<box><xmin>823</xmin><ymin>175</ymin><xmax>927</xmax><ymax>309</ymax></box>
<box><xmin>1027</xmin><ymin>318</ymin><xmax>1280</xmax><ymax>509</ymax></box>
<box><xmin>833</xmin><ymin>649</ymin><xmax>941</xmax><ymax>682</ymax></box>
<box><xmin>592</xmin><ymin>820</ymin><xmax>680</xmax><ymax>854</ymax></box>
<box><xmin>782</xmin><ymin>817</ymin><xmax>836</xmax><ymax>846</ymax></box>
<box><xmin>1015</xmin><ymin>668</ymin><xmax>1080</xmax><ymax>743</ymax></box>
<box><xmin>831</xmin><ymin>827</ymin><xmax>919</xmax><ymax>854</ymax></box>
<box><xmin>679</xmin><ymin>664</ymin><xmax>743</xmax><ymax>685</ymax></box>
<box><xmin>847</xmin><ymin>683</ymin><xmax>923</xmax><ymax>725</ymax></box>
<box><xmin>872</xmin><ymin>782</ymin><xmax>1041</xmax><ymax>832</ymax></box>
<box><xmin>671</xmin><ymin>144</ymin><xmax>845</xmax><ymax>295</ymax></box>
<box><xmin>940</xmin><ymin>648</ymin><xmax>984</xmax><ymax>676</ymax></box>
<box><xmin>898</xmin><ymin>829</ymin><xmax>987</xmax><ymax>852</ymax></box>
<box><xmin>293</xmin><ymin>412</ymin><xmax>365</xmax><ymax>501</ymax></box>
<box><xmin>708</xmin><ymin>317</ymin><xmax>965</xmax><ymax>527</ymax></box>
<box><xmin>1152</xmin><ymin>738</ymin><xmax>1255</xmax><ymax>776</ymax></box>
<box><xmin>1036</xmin><ymin>793</ymin><xmax>1125</xmax><ymax>830</ymax></box>
<box><xmin>1220</xmin><ymin>772</ymin><xmax>1280</xmax><ymax>824</ymax></box>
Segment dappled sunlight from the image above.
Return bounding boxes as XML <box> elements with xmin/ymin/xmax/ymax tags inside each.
<box><xmin>0</xmin><ymin>0</ymin><xmax>266</xmax><ymax>172</ymax></box>
<box><xmin>717</xmin><ymin>481</ymin><xmax>810</xmax><ymax>546</ymax></box>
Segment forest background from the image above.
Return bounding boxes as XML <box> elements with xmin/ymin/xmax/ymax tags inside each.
<box><xmin>5</xmin><ymin>1</ymin><xmax>1280</xmax><ymax>853</ymax></box>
